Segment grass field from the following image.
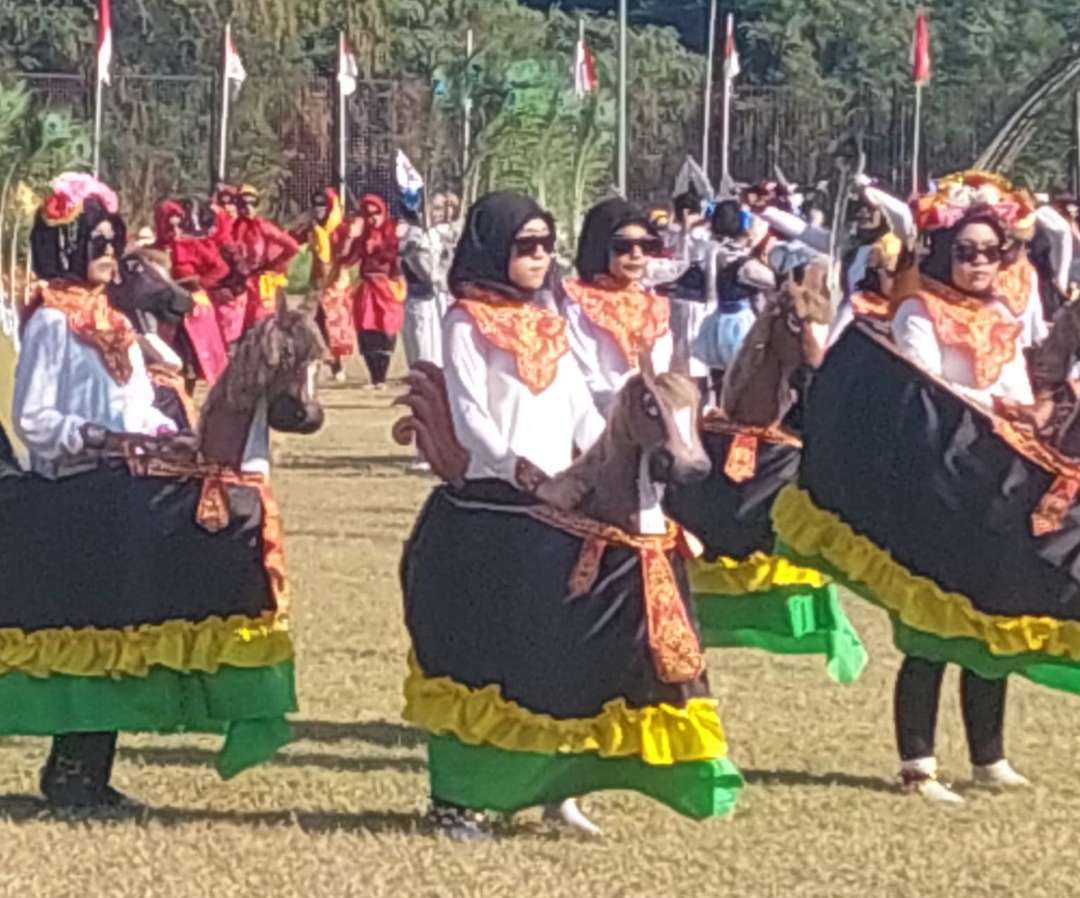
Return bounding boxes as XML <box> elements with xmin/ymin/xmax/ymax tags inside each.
<box><xmin>0</xmin><ymin>357</ymin><xmax>1077</xmax><ymax>898</ymax></box>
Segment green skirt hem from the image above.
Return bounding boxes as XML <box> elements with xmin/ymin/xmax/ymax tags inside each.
<box><xmin>427</xmin><ymin>733</ymin><xmax>742</xmax><ymax>820</ymax></box>
<box><xmin>776</xmin><ymin>541</ymin><xmax>1080</xmax><ymax>696</ymax></box>
<box><xmin>694</xmin><ymin>584</ymin><xmax>867</xmax><ymax>684</ymax></box>
<box><xmin>0</xmin><ymin>662</ymin><xmax>297</xmax><ymax>778</ymax></box>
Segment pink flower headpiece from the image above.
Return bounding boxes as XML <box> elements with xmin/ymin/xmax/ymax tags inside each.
<box><xmin>912</xmin><ymin>170</ymin><xmax>1036</xmax><ymax>237</ymax></box>
<box><xmin>40</xmin><ymin>172</ymin><xmax>119</xmax><ymax>226</ymax></box>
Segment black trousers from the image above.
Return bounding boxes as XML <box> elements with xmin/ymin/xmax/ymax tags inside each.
<box><xmin>42</xmin><ymin>732</ymin><xmax>118</xmax><ymax>797</ymax></box>
<box><xmin>894</xmin><ymin>656</ymin><xmax>1006</xmax><ymax>767</ymax></box>
<box><xmin>358</xmin><ymin>331</ymin><xmax>396</xmax><ymax>385</ymax></box>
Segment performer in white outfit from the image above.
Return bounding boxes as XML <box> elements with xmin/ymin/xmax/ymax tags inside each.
<box><xmin>443</xmin><ymin>191</ymin><xmax>606</xmax><ymax>490</ymax></box>
<box><xmin>17</xmin><ymin>185</ymin><xmax>177</xmax><ymax>480</ymax></box>
<box><xmin>888</xmin><ymin>185</ymin><xmax>1035</xmax><ymax>804</ymax></box>
<box><xmin>561</xmin><ymin>197</ymin><xmax>672</xmax><ymax>416</ymax></box>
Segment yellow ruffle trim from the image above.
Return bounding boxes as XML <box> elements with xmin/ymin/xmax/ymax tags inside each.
<box><xmin>0</xmin><ymin>614</ymin><xmax>293</xmax><ymax>679</ymax></box>
<box><xmin>689</xmin><ymin>552</ymin><xmax>829</xmax><ymax>596</ymax></box>
<box><xmin>403</xmin><ymin>653</ymin><xmax>727</xmax><ymax>766</ymax></box>
<box><xmin>773</xmin><ymin>485</ymin><xmax>1080</xmax><ymax>660</ymax></box>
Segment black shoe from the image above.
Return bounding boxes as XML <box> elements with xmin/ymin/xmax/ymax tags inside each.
<box><xmin>428</xmin><ymin>801</ymin><xmax>495</xmax><ymax>843</ymax></box>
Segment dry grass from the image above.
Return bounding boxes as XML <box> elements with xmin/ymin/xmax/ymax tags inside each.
<box><xmin>0</xmin><ymin>356</ymin><xmax>1077</xmax><ymax>898</ymax></box>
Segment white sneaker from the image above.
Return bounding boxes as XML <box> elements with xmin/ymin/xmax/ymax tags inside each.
<box><xmin>899</xmin><ymin>758</ymin><xmax>964</xmax><ymax>804</ymax></box>
<box><xmin>972</xmin><ymin>759</ymin><xmax>1030</xmax><ymax>789</ymax></box>
<box><xmin>542</xmin><ymin>798</ymin><xmax>603</xmax><ymax>837</ymax></box>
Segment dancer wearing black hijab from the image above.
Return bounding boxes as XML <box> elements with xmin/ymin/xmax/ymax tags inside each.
<box><xmin>400</xmin><ymin>192</ymin><xmax>742</xmax><ymax>840</ymax></box>
<box><xmin>563</xmin><ymin>198</ymin><xmax>671</xmax><ymax>415</ymax></box>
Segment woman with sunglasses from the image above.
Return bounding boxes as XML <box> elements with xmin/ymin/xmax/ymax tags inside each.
<box><xmin>562</xmin><ymin>198</ymin><xmax>671</xmax><ymax>415</ymax></box>
<box><xmin>14</xmin><ymin>175</ymin><xmax>185</xmax><ymax>808</ymax></box>
<box><xmin>888</xmin><ymin>189</ymin><xmax>1036</xmax><ymax>803</ymax></box>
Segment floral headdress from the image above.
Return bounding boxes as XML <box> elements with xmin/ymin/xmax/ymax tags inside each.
<box><xmin>912</xmin><ymin>170</ymin><xmax>1036</xmax><ymax>238</ymax></box>
<box><xmin>40</xmin><ymin>172</ymin><xmax>119</xmax><ymax>226</ymax></box>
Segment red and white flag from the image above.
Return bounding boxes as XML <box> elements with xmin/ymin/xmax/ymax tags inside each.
<box><xmin>723</xmin><ymin>13</ymin><xmax>740</xmax><ymax>82</ymax></box>
<box><xmin>912</xmin><ymin>8</ymin><xmax>931</xmax><ymax>86</ymax></box>
<box><xmin>574</xmin><ymin>31</ymin><xmax>598</xmax><ymax>97</ymax></box>
<box><xmin>97</xmin><ymin>0</ymin><xmax>112</xmax><ymax>86</ymax></box>
<box><xmin>338</xmin><ymin>32</ymin><xmax>358</xmax><ymax>97</ymax></box>
<box><xmin>224</xmin><ymin>22</ymin><xmax>246</xmax><ymax>86</ymax></box>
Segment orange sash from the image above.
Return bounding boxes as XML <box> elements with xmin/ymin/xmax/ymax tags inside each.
<box><xmin>563</xmin><ymin>278</ymin><xmax>669</xmax><ymax>366</ymax></box>
<box><xmin>37</xmin><ymin>281</ymin><xmax>135</xmax><ymax>384</ymax></box>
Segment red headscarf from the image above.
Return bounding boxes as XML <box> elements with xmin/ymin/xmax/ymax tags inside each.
<box><xmin>358</xmin><ymin>194</ymin><xmax>398</xmax><ymax>270</ymax></box>
<box><xmin>153</xmin><ymin>199</ymin><xmax>187</xmax><ymax>248</ymax></box>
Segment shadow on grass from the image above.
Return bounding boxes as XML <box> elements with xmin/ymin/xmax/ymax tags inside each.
<box><xmin>279</xmin><ymin>454</ymin><xmax>414</xmax><ymax>471</ymax></box>
<box><xmin>741</xmin><ymin>767</ymin><xmax>895</xmax><ymax>794</ymax></box>
<box><xmin>292</xmin><ymin>719</ymin><xmax>426</xmax><ymax>749</ymax></box>
<box><xmin>117</xmin><ymin>745</ymin><xmax>425</xmax><ymax>775</ymax></box>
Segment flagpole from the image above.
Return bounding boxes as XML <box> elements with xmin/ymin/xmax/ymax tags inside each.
<box><xmin>911</xmin><ymin>82</ymin><xmax>922</xmax><ymax>195</ymax></box>
<box><xmin>701</xmin><ymin>0</ymin><xmax>717</xmax><ymax>183</ymax></box>
<box><xmin>338</xmin><ymin>31</ymin><xmax>348</xmax><ymax>209</ymax></box>
<box><xmin>720</xmin><ymin>13</ymin><xmax>734</xmax><ymax>187</ymax></box>
<box><xmin>92</xmin><ymin>64</ymin><xmax>104</xmax><ymax>178</ymax></box>
<box><xmin>463</xmin><ymin>27</ymin><xmax>474</xmax><ymax>178</ymax></box>
<box><xmin>616</xmin><ymin>0</ymin><xmax>628</xmax><ymax>197</ymax></box>
<box><xmin>217</xmin><ymin>22</ymin><xmax>232</xmax><ymax>183</ymax></box>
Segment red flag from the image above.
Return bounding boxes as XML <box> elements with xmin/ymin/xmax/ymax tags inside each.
<box><xmin>912</xmin><ymin>8</ymin><xmax>931</xmax><ymax>86</ymax></box>
<box><xmin>97</xmin><ymin>0</ymin><xmax>112</xmax><ymax>85</ymax></box>
<box><xmin>574</xmin><ymin>33</ymin><xmax>598</xmax><ymax>97</ymax></box>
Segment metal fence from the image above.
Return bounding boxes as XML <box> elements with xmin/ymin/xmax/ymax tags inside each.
<box><xmin>21</xmin><ymin>70</ymin><xmax>1003</xmax><ymax>222</ymax></box>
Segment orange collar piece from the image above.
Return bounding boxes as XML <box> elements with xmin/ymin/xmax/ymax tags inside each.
<box><xmin>457</xmin><ymin>297</ymin><xmax>569</xmax><ymax>394</ymax></box>
<box><xmin>38</xmin><ymin>281</ymin><xmax>135</xmax><ymax>384</ymax></box>
<box><xmin>993</xmin><ymin>256</ymin><xmax>1033</xmax><ymax>318</ymax></box>
<box><xmin>564</xmin><ymin>278</ymin><xmax>669</xmax><ymax>366</ymax></box>
<box><xmin>916</xmin><ymin>277</ymin><xmax>1021</xmax><ymax>390</ymax></box>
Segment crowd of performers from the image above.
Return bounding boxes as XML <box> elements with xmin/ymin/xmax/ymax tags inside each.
<box><xmin>7</xmin><ymin>159</ymin><xmax>1080</xmax><ymax>839</ymax></box>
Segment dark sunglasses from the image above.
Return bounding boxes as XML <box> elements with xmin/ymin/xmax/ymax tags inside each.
<box><xmin>89</xmin><ymin>234</ymin><xmax>122</xmax><ymax>260</ymax></box>
<box><xmin>952</xmin><ymin>241</ymin><xmax>1003</xmax><ymax>265</ymax></box>
<box><xmin>611</xmin><ymin>237</ymin><xmax>664</xmax><ymax>257</ymax></box>
<box><xmin>512</xmin><ymin>235</ymin><xmax>556</xmax><ymax>256</ymax></box>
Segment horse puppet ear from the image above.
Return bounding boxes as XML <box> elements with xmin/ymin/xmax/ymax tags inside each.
<box><xmin>274</xmin><ymin>287</ymin><xmax>289</xmax><ymax>321</ymax></box>
<box><xmin>637</xmin><ymin>349</ymin><xmax>657</xmax><ymax>386</ymax></box>
<box><xmin>298</xmin><ymin>287</ymin><xmax>321</xmax><ymax>319</ymax></box>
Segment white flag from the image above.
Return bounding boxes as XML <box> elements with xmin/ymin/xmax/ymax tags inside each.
<box><xmin>224</xmin><ymin>24</ymin><xmax>246</xmax><ymax>85</ymax></box>
<box><xmin>723</xmin><ymin>14</ymin><xmax>740</xmax><ymax>82</ymax></box>
<box><xmin>97</xmin><ymin>0</ymin><xmax>112</xmax><ymax>86</ymax></box>
<box><xmin>396</xmin><ymin>150</ymin><xmax>424</xmax><ymax>195</ymax></box>
<box><xmin>338</xmin><ymin>32</ymin><xmax>358</xmax><ymax>97</ymax></box>
<box><xmin>574</xmin><ymin>35</ymin><xmax>598</xmax><ymax>97</ymax></box>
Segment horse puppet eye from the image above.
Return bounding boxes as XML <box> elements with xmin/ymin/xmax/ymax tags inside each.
<box><xmin>126</xmin><ymin>259</ymin><xmax>142</xmax><ymax>274</ymax></box>
<box><xmin>641</xmin><ymin>391</ymin><xmax>661</xmax><ymax>419</ymax></box>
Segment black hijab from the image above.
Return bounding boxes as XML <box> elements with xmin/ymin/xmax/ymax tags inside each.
<box><xmin>575</xmin><ymin>197</ymin><xmax>652</xmax><ymax>283</ymax></box>
<box><xmin>449</xmin><ymin>191</ymin><xmax>555</xmax><ymax>301</ymax></box>
<box><xmin>30</xmin><ymin>197</ymin><xmax>126</xmax><ymax>282</ymax></box>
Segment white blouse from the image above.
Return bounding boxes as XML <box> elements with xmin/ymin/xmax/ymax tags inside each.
<box><xmin>563</xmin><ymin>296</ymin><xmax>673</xmax><ymax>417</ymax></box>
<box><xmin>13</xmin><ymin>307</ymin><xmax>177</xmax><ymax>477</ymax></box>
<box><xmin>443</xmin><ymin>305</ymin><xmax>606</xmax><ymax>483</ymax></box>
<box><xmin>892</xmin><ymin>296</ymin><xmax>1034</xmax><ymax>408</ymax></box>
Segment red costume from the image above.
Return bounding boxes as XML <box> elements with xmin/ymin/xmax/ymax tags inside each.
<box><xmin>232</xmin><ymin>212</ymin><xmax>300</xmax><ymax>332</ymax></box>
<box><xmin>153</xmin><ymin>199</ymin><xmax>230</xmax><ymax>384</ymax></box>
<box><xmin>348</xmin><ymin>194</ymin><xmax>405</xmax><ymax>336</ymax></box>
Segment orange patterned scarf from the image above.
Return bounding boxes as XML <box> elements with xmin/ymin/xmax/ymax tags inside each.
<box><xmin>457</xmin><ymin>297</ymin><xmax>569</xmax><ymax>394</ymax></box>
<box><xmin>916</xmin><ymin>277</ymin><xmax>1021</xmax><ymax>390</ymax></box>
<box><xmin>37</xmin><ymin>281</ymin><xmax>135</xmax><ymax>384</ymax></box>
<box><xmin>563</xmin><ymin>278</ymin><xmax>669</xmax><ymax>365</ymax></box>
<box><xmin>992</xmin><ymin>256</ymin><xmax>1034</xmax><ymax>317</ymax></box>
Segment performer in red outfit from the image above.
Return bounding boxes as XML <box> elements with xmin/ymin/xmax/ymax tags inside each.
<box><xmin>231</xmin><ymin>184</ymin><xmax>300</xmax><ymax>338</ymax></box>
<box><xmin>153</xmin><ymin>199</ymin><xmax>230</xmax><ymax>385</ymax></box>
<box><xmin>340</xmin><ymin>194</ymin><xmax>406</xmax><ymax>388</ymax></box>
<box><xmin>207</xmin><ymin>185</ymin><xmax>249</xmax><ymax>349</ymax></box>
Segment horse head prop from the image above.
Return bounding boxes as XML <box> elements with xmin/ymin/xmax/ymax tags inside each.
<box><xmin>393</xmin><ymin>357</ymin><xmax>710</xmax><ymax>534</ymax></box>
<box><xmin>719</xmin><ymin>257</ymin><xmax>832</xmax><ymax>428</ymax></box>
<box><xmin>108</xmin><ymin>247</ymin><xmax>194</xmax><ymax>334</ymax></box>
<box><xmin>199</xmin><ymin>293</ymin><xmax>327</xmax><ymax>470</ymax></box>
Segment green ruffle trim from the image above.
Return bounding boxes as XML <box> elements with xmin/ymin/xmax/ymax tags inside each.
<box><xmin>693</xmin><ymin>584</ymin><xmax>868</xmax><ymax>684</ymax></box>
<box><xmin>0</xmin><ymin>662</ymin><xmax>296</xmax><ymax>778</ymax></box>
<box><xmin>427</xmin><ymin>733</ymin><xmax>742</xmax><ymax>820</ymax></box>
<box><xmin>778</xmin><ymin>541</ymin><xmax>1080</xmax><ymax>697</ymax></box>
